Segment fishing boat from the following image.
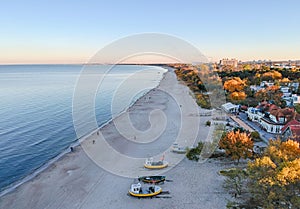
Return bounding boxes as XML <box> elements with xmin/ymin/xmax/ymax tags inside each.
<box><xmin>171</xmin><ymin>143</ymin><xmax>192</xmax><ymax>154</ymax></box>
<box><xmin>138</xmin><ymin>175</ymin><xmax>166</xmax><ymax>184</ymax></box>
<box><xmin>128</xmin><ymin>183</ymin><xmax>162</xmax><ymax>197</ymax></box>
<box><xmin>144</xmin><ymin>157</ymin><xmax>168</xmax><ymax>169</ymax></box>
<box><xmin>171</xmin><ymin>143</ymin><xmax>188</xmax><ymax>154</ymax></box>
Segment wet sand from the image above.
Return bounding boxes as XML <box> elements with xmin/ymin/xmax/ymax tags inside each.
<box><xmin>0</xmin><ymin>69</ymin><xmax>231</xmax><ymax>209</ymax></box>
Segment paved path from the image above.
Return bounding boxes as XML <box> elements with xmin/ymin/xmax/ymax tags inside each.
<box><xmin>230</xmin><ymin>115</ymin><xmax>254</xmax><ymax>132</ymax></box>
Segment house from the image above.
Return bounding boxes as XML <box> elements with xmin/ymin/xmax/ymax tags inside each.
<box><xmin>260</xmin><ymin>81</ymin><xmax>274</xmax><ymax>88</ymax></box>
<box><xmin>292</xmin><ymin>94</ymin><xmax>300</xmax><ymax>104</ymax></box>
<box><xmin>259</xmin><ymin>116</ymin><xmax>284</xmax><ymax>134</ymax></box>
<box><xmin>247</xmin><ymin>107</ymin><xmax>264</xmax><ymax>122</ymax></box>
<box><xmin>250</xmin><ymin>85</ymin><xmax>263</xmax><ymax>92</ymax></box>
<box><xmin>280</xmin><ymin>86</ymin><xmax>291</xmax><ymax>97</ymax></box>
<box><xmin>246</xmin><ymin>101</ymin><xmax>300</xmax><ymax>134</ymax></box>
<box><xmin>282</xmin><ymin>94</ymin><xmax>300</xmax><ymax>106</ymax></box>
<box><xmin>289</xmin><ymin>82</ymin><xmax>299</xmax><ymax>92</ymax></box>
<box><xmin>281</xmin><ymin>119</ymin><xmax>300</xmax><ymax>143</ymax></box>
<box><xmin>222</xmin><ymin>102</ymin><xmax>239</xmax><ymax>113</ymax></box>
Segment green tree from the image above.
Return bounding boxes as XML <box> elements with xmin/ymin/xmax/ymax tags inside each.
<box><xmin>295</xmin><ymin>104</ymin><xmax>300</xmax><ymax>114</ymax></box>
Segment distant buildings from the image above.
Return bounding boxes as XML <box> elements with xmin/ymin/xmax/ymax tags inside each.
<box><xmin>240</xmin><ymin>60</ymin><xmax>300</xmax><ymax>68</ymax></box>
<box><xmin>219</xmin><ymin>58</ymin><xmax>238</xmax><ymax>68</ymax></box>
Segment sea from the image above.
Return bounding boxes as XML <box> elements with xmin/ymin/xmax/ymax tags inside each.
<box><xmin>0</xmin><ymin>64</ymin><xmax>167</xmax><ymax>193</ymax></box>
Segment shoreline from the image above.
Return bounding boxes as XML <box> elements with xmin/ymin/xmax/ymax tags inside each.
<box><xmin>0</xmin><ymin>68</ymin><xmax>231</xmax><ymax>209</ymax></box>
<box><xmin>0</xmin><ymin>66</ymin><xmax>168</xmax><ymax>197</ymax></box>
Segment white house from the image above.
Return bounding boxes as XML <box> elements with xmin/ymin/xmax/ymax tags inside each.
<box><xmin>292</xmin><ymin>94</ymin><xmax>300</xmax><ymax>104</ymax></box>
<box><xmin>282</xmin><ymin>94</ymin><xmax>300</xmax><ymax>106</ymax></box>
<box><xmin>280</xmin><ymin>86</ymin><xmax>291</xmax><ymax>97</ymax></box>
<box><xmin>259</xmin><ymin>117</ymin><xmax>284</xmax><ymax>134</ymax></box>
<box><xmin>247</xmin><ymin>107</ymin><xmax>264</xmax><ymax>122</ymax></box>
<box><xmin>288</xmin><ymin>82</ymin><xmax>299</xmax><ymax>92</ymax></box>
<box><xmin>250</xmin><ymin>85</ymin><xmax>263</xmax><ymax>92</ymax></box>
<box><xmin>260</xmin><ymin>81</ymin><xmax>274</xmax><ymax>87</ymax></box>
<box><xmin>222</xmin><ymin>102</ymin><xmax>239</xmax><ymax>113</ymax></box>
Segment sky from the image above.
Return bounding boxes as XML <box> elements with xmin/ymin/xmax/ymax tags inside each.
<box><xmin>1</xmin><ymin>0</ymin><xmax>300</xmax><ymax>64</ymax></box>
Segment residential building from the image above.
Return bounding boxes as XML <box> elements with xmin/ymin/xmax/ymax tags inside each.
<box><xmin>281</xmin><ymin>119</ymin><xmax>300</xmax><ymax>143</ymax></box>
<box><xmin>222</xmin><ymin>102</ymin><xmax>239</xmax><ymax>113</ymax></box>
<box><xmin>246</xmin><ymin>101</ymin><xmax>300</xmax><ymax>134</ymax></box>
<box><xmin>260</xmin><ymin>81</ymin><xmax>274</xmax><ymax>88</ymax></box>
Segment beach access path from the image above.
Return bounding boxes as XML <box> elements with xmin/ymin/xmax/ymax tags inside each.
<box><xmin>0</xmin><ymin>68</ymin><xmax>232</xmax><ymax>209</ymax></box>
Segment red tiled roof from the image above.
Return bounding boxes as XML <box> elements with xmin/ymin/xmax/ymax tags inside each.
<box><xmin>281</xmin><ymin>119</ymin><xmax>300</xmax><ymax>133</ymax></box>
<box><xmin>281</xmin><ymin>119</ymin><xmax>300</xmax><ymax>143</ymax></box>
<box><xmin>241</xmin><ymin>105</ymin><xmax>248</xmax><ymax>110</ymax></box>
<box><xmin>268</xmin><ymin>104</ymin><xmax>279</xmax><ymax>112</ymax></box>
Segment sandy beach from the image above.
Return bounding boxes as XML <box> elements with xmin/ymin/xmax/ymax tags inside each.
<box><xmin>0</xmin><ymin>68</ymin><xmax>232</xmax><ymax>209</ymax></box>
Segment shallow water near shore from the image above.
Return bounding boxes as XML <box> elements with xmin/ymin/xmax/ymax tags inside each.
<box><xmin>0</xmin><ymin>64</ymin><xmax>166</xmax><ymax>191</ymax></box>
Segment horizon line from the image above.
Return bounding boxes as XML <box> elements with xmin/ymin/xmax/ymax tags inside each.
<box><xmin>0</xmin><ymin>59</ymin><xmax>300</xmax><ymax>66</ymax></box>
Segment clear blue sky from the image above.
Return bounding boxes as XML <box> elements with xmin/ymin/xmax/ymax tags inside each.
<box><xmin>1</xmin><ymin>0</ymin><xmax>300</xmax><ymax>63</ymax></box>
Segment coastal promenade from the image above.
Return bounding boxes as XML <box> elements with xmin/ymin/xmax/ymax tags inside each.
<box><xmin>0</xmin><ymin>69</ymin><xmax>231</xmax><ymax>209</ymax></box>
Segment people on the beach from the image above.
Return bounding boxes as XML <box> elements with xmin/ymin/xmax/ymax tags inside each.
<box><xmin>70</xmin><ymin>147</ymin><xmax>74</xmax><ymax>152</ymax></box>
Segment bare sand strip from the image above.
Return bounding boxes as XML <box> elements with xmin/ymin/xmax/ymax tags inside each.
<box><xmin>0</xmin><ymin>68</ymin><xmax>231</xmax><ymax>209</ymax></box>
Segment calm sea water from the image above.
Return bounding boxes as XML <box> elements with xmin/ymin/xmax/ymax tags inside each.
<box><xmin>0</xmin><ymin>64</ymin><xmax>166</xmax><ymax>192</ymax></box>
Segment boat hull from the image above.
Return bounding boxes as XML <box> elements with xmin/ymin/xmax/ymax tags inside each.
<box><xmin>128</xmin><ymin>188</ymin><xmax>162</xmax><ymax>197</ymax></box>
<box><xmin>138</xmin><ymin>176</ymin><xmax>166</xmax><ymax>183</ymax></box>
<box><xmin>171</xmin><ymin>147</ymin><xmax>187</xmax><ymax>154</ymax></box>
<box><xmin>144</xmin><ymin>163</ymin><xmax>168</xmax><ymax>169</ymax></box>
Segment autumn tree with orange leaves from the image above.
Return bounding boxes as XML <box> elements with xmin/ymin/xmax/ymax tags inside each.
<box><xmin>255</xmin><ymin>85</ymin><xmax>286</xmax><ymax>107</ymax></box>
<box><xmin>219</xmin><ymin>130</ymin><xmax>253</xmax><ymax>163</ymax></box>
<box><xmin>222</xmin><ymin>138</ymin><xmax>300</xmax><ymax>208</ymax></box>
<box><xmin>261</xmin><ymin>71</ymin><xmax>282</xmax><ymax>81</ymax></box>
<box><xmin>247</xmin><ymin>139</ymin><xmax>300</xmax><ymax>208</ymax></box>
<box><xmin>223</xmin><ymin>77</ymin><xmax>247</xmax><ymax>103</ymax></box>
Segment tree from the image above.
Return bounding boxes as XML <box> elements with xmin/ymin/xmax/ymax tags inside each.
<box><xmin>243</xmin><ymin>64</ymin><xmax>252</xmax><ymax>71</ymax></box>
<box><xmin>219</xmin><ymin>130</ymin><xmax>253</xmax><ymax>163</ymax></box>
<box><xmin>247</xmin><ymin>139</ymin><xmax>300</xmax><ymax>208</ymax></box>
<box><xmin>224</xmin><ymin>77</ymin><xmax>246</xmax><ymax>92</ymax></box>
<box><xmin>295</xmin><ymin>104</ymin><xmax>300</xmax><ymax>114</ymax></box>
<box><xmin>250</xmin><ymin>131</ymin><xmax>260</xmax><ymax>141</ymax></box>
<box><xmin>254</xmin><ymin>85</ymin><xmax>285</xmax><ymax>107</ymax></box>
<box><xmin>229</xmin><ymin>91</ymin><xmax>246</xmax><ymax>101</ymax></box>
<box><xmin>261</xmin><ymin>71</ymin><xmax>282</xmax><ymax>81</ymax></box>
<box><xmin>224</xmin><ymin>77</ymin><xmax>247</xmax><ymax>103</ymax></box>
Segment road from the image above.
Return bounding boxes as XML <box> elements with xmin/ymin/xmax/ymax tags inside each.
<box><xmin>238</xmin><ymin>112</ymin><xmax>277</xmax><ymax>145</ymax></box>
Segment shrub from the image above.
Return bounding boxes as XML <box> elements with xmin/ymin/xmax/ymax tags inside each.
<box><xmin>186</xmin><ymin>142</ymin><xmax>203</xmax><ymax>161</ymax></box>
<box><xmin>250</xmin><ymin>131</ymin><xmax>260</xmax><ymax>140</ymax></box>
<box><xmin>206</xmin><ymin>120</ymin><xmax>211</xmax><ymax>126</ymax></box>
